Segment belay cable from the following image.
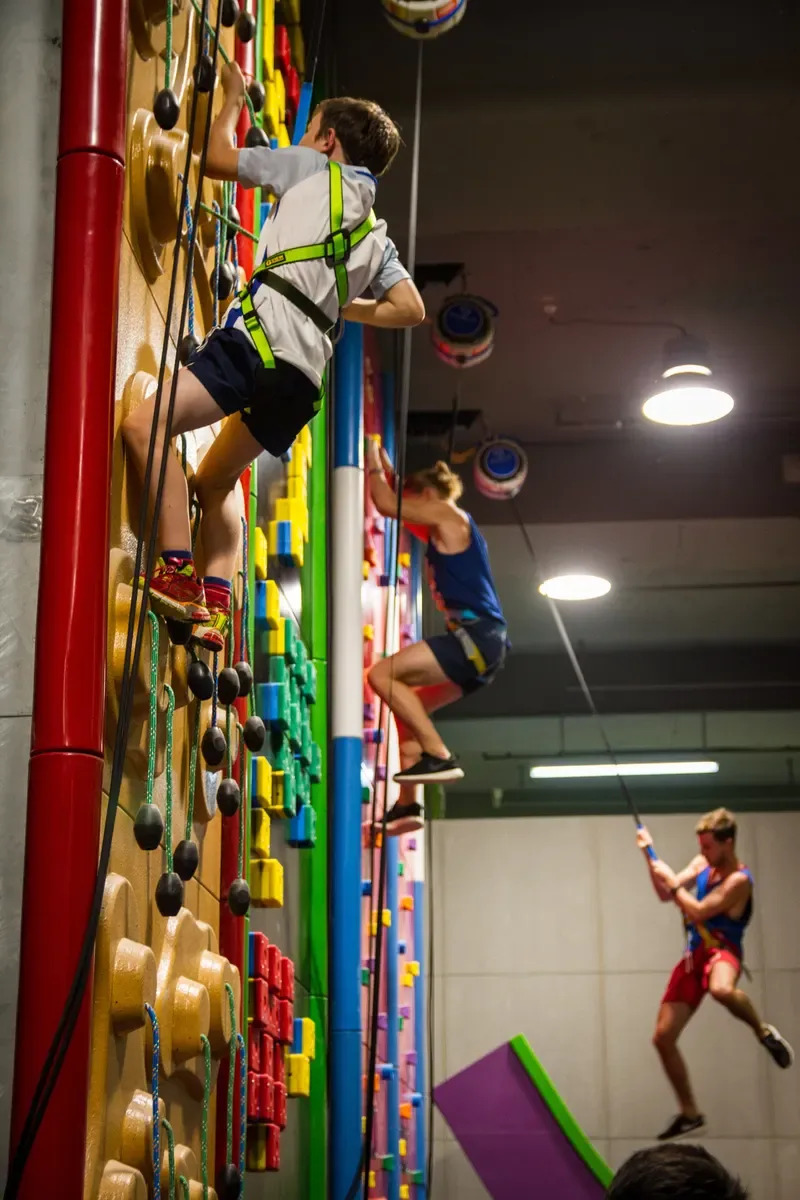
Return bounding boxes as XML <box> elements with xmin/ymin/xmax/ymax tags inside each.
<box><xmin>3</xmin><ymin>1</ymin><xmax>225</xmax><ymax>1192</ymax></box>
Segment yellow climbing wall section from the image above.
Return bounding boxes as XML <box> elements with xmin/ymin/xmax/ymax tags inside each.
<box><xmin>87</xmin><ymin>5</ymin><xmax>244</xmax><ymax>1196</ymax></box>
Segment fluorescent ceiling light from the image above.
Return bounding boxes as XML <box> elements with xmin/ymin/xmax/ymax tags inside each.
<box><xmin>642</xmin><ymin>384</ymin><xmax>734</xmax><ymax>426</ymax></box>
<box><xmin>530</xmin><ymin>761</ymin><xmax>720</xmax><ymax>779</ymax></box>
<box><xmin>538</xmin><ymin>574</ymin><xmax>611</xmax><ymax>601</ymax></box>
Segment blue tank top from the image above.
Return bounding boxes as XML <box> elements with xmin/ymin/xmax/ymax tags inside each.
<box><xmin>687</xmin><ymin>865</ymin><xmax>753</xmax><ymax>956</ymax></box>
<box><xmin>425</xmin><ymin>513</ymin><xmax>505</xmax><ymax>625</ymax></box>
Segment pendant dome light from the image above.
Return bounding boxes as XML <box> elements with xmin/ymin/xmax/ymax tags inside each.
<box><xmin>642</xmin><ymin>334</ymin><xmax>734</xmax><ymax>426</ymax></box>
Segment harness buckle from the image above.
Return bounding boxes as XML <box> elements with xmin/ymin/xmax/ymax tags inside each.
<box><xmin>323</xmin><ymin>228</ymin><xmax>352</xmax><ymax>267</ymax></box>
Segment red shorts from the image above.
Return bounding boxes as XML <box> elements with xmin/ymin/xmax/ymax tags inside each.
<box><xmin>661</xmin><ymin>945</ymin><xmax>741</xmax><ymax>1010</ymax></box>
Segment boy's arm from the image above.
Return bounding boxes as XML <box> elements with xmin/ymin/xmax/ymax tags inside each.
<box><xmin>342</xmin><ymin>280</ymin><xmax>425</xmax><ymax>329</ymax></box>
<box><xmin>206</xmin><ymin>63</ymin><xmax>245</xmax><ymax>182</ymax></box>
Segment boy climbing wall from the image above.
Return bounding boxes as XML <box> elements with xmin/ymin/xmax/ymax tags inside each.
<box><xmin>122</xmin><ymin>61</ymin><xmax>425</xmax><ymax>651</ymax></box>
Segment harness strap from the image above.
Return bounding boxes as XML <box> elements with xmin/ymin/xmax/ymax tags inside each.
<box><xmin>257</xmin><ymin>270</ymin><xmax>335</xmax><ymax>335</ymax></box>
<box><xmin>447</xmin><ymin>619</ymin><xmax>488</xmax><ymax>676</ymax></box>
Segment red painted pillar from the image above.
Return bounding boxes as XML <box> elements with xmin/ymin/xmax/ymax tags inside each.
<box><xmin>9</xmin><ymin>0</ymin><xmax>128</xmax><ymax>1196</ymax></box>
<box><xmin>235</xmin><ymin>6</ymin><xmax>256</xmax><ymax>279</ymax></box>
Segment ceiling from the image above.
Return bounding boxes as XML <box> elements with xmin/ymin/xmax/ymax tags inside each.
<box><xmin>329</xmin><ymin>0</ymin><xmax>800</xmax><ymax>810</ymax></box>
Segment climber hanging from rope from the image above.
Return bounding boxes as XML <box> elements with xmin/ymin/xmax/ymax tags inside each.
<box><xmin>122</xmin><ymin>60</ymin><xmax>425</xmax><ymax>652</ymax></box>
<box><xmin>366</xmin><ymin>439</ymin><xmax>509</xmax><ymax>834</ymax></box>
<box><xmin>637</xmin><ymin>807</ymin><xmax>793</xmax><ymax>1142</ymax></box>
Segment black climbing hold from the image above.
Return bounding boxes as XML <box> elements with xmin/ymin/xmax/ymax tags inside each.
<box><xmin>216</xmin><ymin>1161</ymin><xmax>243</xmax><ymax>1200</ymax></box>
<box><xmin>247</xmin><ymin>80</ymin><xmax>265</xmax><ymax>113</ymax></box>
<box><xmin>178</xmin><ymin>334</ymin><xmax>200</xmax><ymax>366</ymax></box>
<box><xmin>217</xmin><ymin>777</ymin><xmax>241</xmax><ymax>817</ymax></box>
<box><xmin>217</xmin><ymin>665</ymin><xmax>241</xmax><ymax>706</ymax></box>
<box><xmin>226</xmin><ymin>203</ymin><xmax>241</xmax><ymax>230</ymax></box>
<box><xmin>193</xmin><ymin>52</ymin><xmax>215</xmax><ymax>93</ymax></box>
<box><xmin>227</xmin><ymin>879</ymin><xmax>251</xmax><ymax>918</ymax></box>
<box><xmin>134</xmin><ymin>803</ymin><xmax>163</xmax><ymax>851</ymax></box>
<box><xmin>244</xmin><ymin>125</ymin><xmax>269</xmax><ymax>149</ymax></box>
<box><xmin>155</xmin><ymin>871</ymin><xmax>184</xmax><ymax>917</ymax></box>
<box><xmin>236</xmin><ymin>10</ymin><xmax>256</xmax><ymax>41</ymax></box>
<box><xmin>216</xmin><ymin>260</ymin><xmax>237</xmax><ymax>300</ymax></box>
<box><xmin>221</xmin><ymin>0</ymin><xmax>239</xmax><ymax>27</ymax></box>
<box><xmin>188</xmin><ymin>659</ymin><xmax>214</xmax><ymax>701</ymax></box>
<box><xmin>202</xmin><ymin>725</ymin><xmax>227</xmax><ymax>767</ymax></box>
<box><xmin>154</xmin><ymin>87</ymin><xmax>180</xmax><ymax>131</ymax></box>
<box><xmin>234</xmin><ymin>661</ymin><xmax>253</xmax><ymax>698</ymax></box>
<box><xmin>173</xmin><ymin>839</ymin><xmax>199</xmax><ymax>881</ymax></box>
<box><xmin>242</xmin><ymin>714</ymin><xmax>266</xmax><ymax>753</ymax></box>
<box><xmin>166</xmin><ymin>617</ymin><xmax>193</xmax><ymax>645</ymax></box>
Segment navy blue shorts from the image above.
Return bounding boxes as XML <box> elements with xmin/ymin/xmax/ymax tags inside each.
<box><xmin>185</xmin><ymin>327</ymin><xmax>319</xmax><ymax>457</ymax></box>
<box><xmin>426</xmin><ymin>617</ymin><xmax>509</xmax><ymax>694</ymax></box>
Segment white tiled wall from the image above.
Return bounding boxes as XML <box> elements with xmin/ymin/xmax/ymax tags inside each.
<box><xmin>430</xmin><ymin>814</ymin><xmax>800</xmax><ymax>1199</ymax></box>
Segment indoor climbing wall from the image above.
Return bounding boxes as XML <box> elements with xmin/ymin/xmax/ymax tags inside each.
<box><xmin>360</xmin><ymin>337</ymin><xmax>428</xmax><ymax>1200</ymax></box>
<box><xmin>90</xmin><ymin>0</ymin><xmax>325</xmax><ymax>1196</ymax></box>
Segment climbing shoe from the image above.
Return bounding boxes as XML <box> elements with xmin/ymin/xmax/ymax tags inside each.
<box><xmin>657</xmin><ymin>1113</ymin><xmax>706</xmax><ymax>1141</ymax></box>
<box><xmin>393</xmin><ymin>753</ymin><xmax>464</xmax><ymax>784</ymax></box>
<box><xmin>144</xmin><ymin>557</ymin><xmax>209</xmax><ymax>623</ymax></box>
<box><xmin>190</xmin><ymin>607</ymin><xmax>230</xmax><ymax>653</ymax></box>
<box><xmin>762</xmin><ymin>1025</ymin><xmax>794</xmax><ymax>1069</ymax></box>
<box><xmin>384</xmin><ymin>800</ymin><xmax>425</xmax><ymax>837</ymax></box>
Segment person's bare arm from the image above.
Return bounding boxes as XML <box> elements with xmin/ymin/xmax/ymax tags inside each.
<box><xmin>652</xmin><ymin>859</ymin><xmax>749</xmax><ymax>923</ymax></box>
<box><xmin>342</xmin><ymin>280</ymin><xmax>425</xmax><ymax>329</ymax></box>
<box><xmin>637</xmin><ymin>828</ymin><xmax>704</xmax><ymax>902</ymax></box>
<box><xmin>206</xmin><ymin>62</ymin><xmax>245</xmax><ymax>182</ymax></box>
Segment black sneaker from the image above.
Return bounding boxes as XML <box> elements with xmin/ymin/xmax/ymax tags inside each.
<box><xmin>393</xmin><ymin>753</ymin><xmax>464</xmax><ymax>784</ymax></box>
<box><xmin>657</xmin><ymin>1113</ymin><xmax>706</xmax><ymax>1141</ymax></box>
<box><xmin>383</xmin><ymin>800</ymin><xmax>425</xmax><ymax>837</ymax></box>
<box><xmin>762</xmin><ymin>1025</ymin><xmax>794</xmax><ymax>1068</ymax></box>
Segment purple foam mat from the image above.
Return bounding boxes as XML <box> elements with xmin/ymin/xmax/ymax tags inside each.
<box><xmin>433</xmin><ymin>1044</ymin><xmax>605</xmax><ymax>1199</ymax></box>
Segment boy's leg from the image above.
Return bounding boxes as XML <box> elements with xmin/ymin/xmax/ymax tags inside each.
<box><xmin>193</xmin><ymin>413</ymin><xmax>263</xmax><ymax>581</ymax></box>
<box><xmin>121</xmin><ymin>368</ymin><xmax>226</xmax><ymax>556</ymax></box>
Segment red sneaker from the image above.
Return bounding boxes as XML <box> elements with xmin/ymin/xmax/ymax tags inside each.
<box><xmin>190</xmin><ymin>607</ymin><xmax>230</xmax><ymax>653</ymax></box>
<box><xmin>143</xmin><ymin>557</ymin><xmax>209</xmax><ymax>622</ymax></box>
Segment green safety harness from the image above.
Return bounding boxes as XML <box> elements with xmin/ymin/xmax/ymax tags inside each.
<box><xmin>239</xmin><ymin>160</ymin><xmax>376</xmax><ymax>411</ymax></box>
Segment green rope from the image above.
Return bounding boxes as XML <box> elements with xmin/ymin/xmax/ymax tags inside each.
<box><xmin>164</xmin><ymin>0</ymin><xmax>173</xmax><ymax>91</ymax></box>
<box><xmin>188</xmin><ymin>0</ymin><xmax>257</xmax><ymax>122</ymax></box>
<box><xmin>178</xmin><ymin>1178</ymin><xmax>191</xmax><ymax>1200</ymax></box>
<box><xmin>162</xmin><ymin>1117</ymin><xmax>177</xmax><ymax>1200</ymax></box>
<box><xmin>225</xmin><ymin>982</ymin><xmax>238</xmax><ymax>1165</ymax></box>
<box><xmin>184</xmin><ymin>701</ymin><xmax>202</xmax><ymax>841</ymax></box>
<box><xmin>146</xmin><ymin>611</ymin><xmax>160</xmax><ymax>806</ymax></box>
<box><xmin>164</xmin><ymin>684</ymin><xmax>176</xmax><ymax>872</ymax></box>
<box><xmin>178</xmin><ymin>432</ymin><xmax>188</xmax><ymax>475</ymax></box>
<box><xmin>237</xmin><ymin>729</ymin><xmax>245</xmax><ymax>878</ymax></box>
<box><xmin>200</xmin><ymin>1034</ymin><xmax>211</xmax><ymax>1200</ymax></box>
<box><xmin>196</xmin><ymin>199</ymin><xmax>258</xmax><ymax>243</ymax></box>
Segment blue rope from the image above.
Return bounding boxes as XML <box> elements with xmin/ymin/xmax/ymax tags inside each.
<box><xmin>182</xmin><ymin>185</ymin><xmax>196</xmax><ymax>338</ymax></box>
<box><xmin>145</xmin><ymin>1003</ymin><xmax>162</xmax><ymax>1200</ymax></box>
<box><xmin>236</xmin><ymin>1031</ymin><xmax>247</xmax><ymax>1179</ymax></box>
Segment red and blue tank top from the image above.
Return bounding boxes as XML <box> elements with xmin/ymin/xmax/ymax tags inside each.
<box><xmin>425</xmin><ymin>513</ymin><xmax>505</xmax><ymax>625</ymax></box>
<box><xmin>688</xmin><ymin>864</ymin><xmax>753</xmax><ymax>957</ymax></box>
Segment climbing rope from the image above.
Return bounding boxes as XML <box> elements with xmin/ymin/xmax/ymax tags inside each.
<box><xmin>145</xmin><ymin>1004</ymin><xmax>162</xmax><ymax>1200</ymax></box>
<box><xmin>188</xmin><ymin>0</ymin><xmax>258</xmax><ymax>124</ymax></box>
<box><xmin>237</xmin><ymin>730</ymin><xmax>246</xmax><ymax>879</ymax></box>
<box><xmin>162</xmin><ymin>1117</ymin><xmax>177</xmax><ymax>1200</ymax></box>
<box><xmin>224</xmin><ymin>983</ymin><xmax>238</xmax><ymax>1166</ymax></box>
<box><xmin>239</xmin><ymin>516</ymin><xmax>250</xmax><ymax>664</ymax></box>
<box><xmin>164</xmin><ymin>0</ymin><xmax>173</xmax><ymax>93</ymax></box>
<box><xmin>182</xmin><ymin>187</ymin><xmax>197</xmax><ymax>341</ymax></box>
<box><xmin>164</xmin><ymin>684</ymin><xmax>176</xmax><ymax>872</ymax></box>
<box><xmin>213</xmin><ymin>199</ymin><xmax>222</xmax><ymax>329</ymax></box>
<box><xmin>184</xmin><ymin>701</ymin><xmax>202</xmax><ymax>841</ymax></box>
<box><xmin>200</xmin><ymin>1034</ymin><xmax>212</xmax><ymax>1200</ymax></box>
<box><xmin>146</xmin><ymin>611</ymin><xmax>160</xmax><ymax>812</ymax></box>
<box><xmin>236</xmin><ymin>1031</ymin><xmax>247</xmax><ymax>1180</ymax></box>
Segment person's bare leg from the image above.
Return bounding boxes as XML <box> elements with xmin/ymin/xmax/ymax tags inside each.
<box><xmin>708</xmin><ymin>958</ymin><xmax>767</xmax><ymax>1039</ymax></box>
<box><xmin>368</xmin><ymin>642</ymin><xmax>458</xmax><ymax>758</ymax></box>
<box><xmin>653</xmin><ymin>1002</ymin><xmax>701</xmax><ymax>1117</ymax></box>
<box><xmin>120</xmin><ymin>369</ymin><xmax>226</xmax><ymax>553</ymax></box>
<box><xmin>193</xmin><ymin>414</ymin><xmax>263</xmax><ymax>580</ymax></box>
<box><xmin>394</xmin><ymin>682</ymin><xmax>462</xmax><ymax>807</ymax></box>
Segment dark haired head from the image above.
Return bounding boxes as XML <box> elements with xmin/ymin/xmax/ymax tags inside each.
<box><xmin>315</xmin><ymin>97</ymin><xmax>401</xmax><ymax>177</ymax></box>
<box><xmin>607</xmin><ymin>1145</ymin><xmax>749</xmax><ymax>1200</ymax></box>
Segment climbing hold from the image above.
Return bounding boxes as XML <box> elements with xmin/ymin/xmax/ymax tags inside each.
<box><xmin>173</xmin><ymin>839</ymin><xmax>200</xmax><ymax>881</ymax></box>
<box><xmin>155</xmin><ymin>871</ymin><xmax>184</xmax><ymax>917</ymax></box>
<box><xmin>154</xmin><ymin>87</ymin><xmax>180</xmax><ymax>131</ymax></box>
<box><xmin>234</xmin><ymin>661</ymin><xmax>253</xmax><ymax>697</ymax></box>
<box><xmin>217</xmin><ymin>777</ymin><xmax>241</xmax><ymax>817</ymax></box>
<box><xmin>228</xmin><ymin>878</ymin><xmax>251</xmax><ymax>917</ymax></box>
<box><xmin>243</xmin><ymin>714</ymin><xmax>266</xmax><ymax>752</ymax></box>
<box><xmin>216</xmin><ymin>1162</ymin><xmax>243</xmax><ymax>1200</ymax></box>
<box><xmin>221</xmin><ymin>0</ymin><xmax>239</xmax><ymax>26</ymax></box>
<box><xmin>166</xmin><ymin>616</ymin><xmax>193</xmax><ymax>644</ymax></box>
<box><xmin>216</xmin><ymin>260</ymin><xmax>237</xmax><ymax>300</ymax></box>
<box><xmin>188</xmin><ymin>659</ymin><xmax>214</xmax><ymax>700</ymax></box>
<box><xmin>134</xmin><ymin>803</ymin><xmax>164</xmax><ymax>851</ymax></box>
<box><xmin>227</xmin><ymin>203</ymin><xmax>241</xmax><ymax>231</ymax></box>
<box><xmin>193</xmin><ymin>52</ymin><xmax>216</xmax><ymax>94</ymax></box>
<box><xmin>247</xmin><ymin>80</ymin><xmax>265</xmax><ymax>113</ymax></box>
<box><xmin>245</xmin><ymin>126</ymin><xmax>270</xmax><ymax>149</ymax></box>
<box><xmin>217</xmin><ymin>666</ymin><xmax>241</xmax><ymax>706</ymax></box>
<box><xmin>473</xmin><ymin>437</ymin><xmax>528</xmax><ymax>501</ymax></box>
<box><xmin>177</xmin><ymin>333</ymin><xmax>200</xmax><ymax>366</ymax></box>
<box><xmin>236</xmin><ymin>9</ymin><xmax>256</xmax><ymax>41</ymax></box>
<box><xmin>202</xmin><ymin>725</ymin><xmax>227</xmax><ymax>767</ymax></box>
